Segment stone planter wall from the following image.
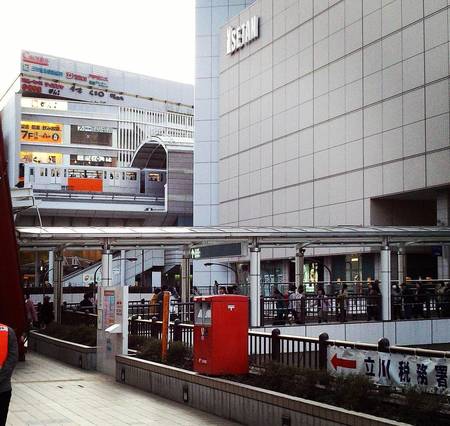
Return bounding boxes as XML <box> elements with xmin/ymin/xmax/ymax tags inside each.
<box><xmin>116</xmin><ymin>355</ymin><xmax>406</xmax><ymax>426</ymax></box>
<box><xmin>29</xmin><ymin>331</ymin><xmax>97</xmax><ymax>370</ymax></box>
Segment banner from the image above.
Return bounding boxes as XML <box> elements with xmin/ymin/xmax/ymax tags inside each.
<box><xmin>21</xmin><ymin>121</ymin><xmax>62</xmax><ymax>143</ymax></box>
<box><xmin>328</xmin><ymin>346</ymin><xmax>450</xmax><ymax>394</ymax></box>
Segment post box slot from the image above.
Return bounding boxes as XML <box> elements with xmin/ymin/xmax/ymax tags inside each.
<box><xmin>194</xmin><ymin>301</ymin><xmax>211</xmax><ymax>325</ymax></box>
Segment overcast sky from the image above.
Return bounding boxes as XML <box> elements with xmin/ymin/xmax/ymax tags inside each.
<box><xmin>0</xmin><ymin>0</ymin><xmax>195</xmax><ymax>98</ymax></box>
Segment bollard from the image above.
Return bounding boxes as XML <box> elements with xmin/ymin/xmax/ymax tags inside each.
<box><xmin>271</xmin><ymin>328</ymin><xmax>281</xmax><ymax>362</ymax></box>
<box><xmin>378</xmin><ymin>337</ymin><xmax>390</xmax><ymax>353</ymax></box>
<box><xmin>318</xmin><ymin>332</ymin><xmax>329</xmax><ymax>370</ymax></box>
<box><xmin>151</xmin><ymin>316</ymin><xmax>158</xmax><ymax>338</ymax></box>
<box><xmin>173</xmin><ymin>318</ymin><xmax>182</xmax><ymax>342</ymax></box>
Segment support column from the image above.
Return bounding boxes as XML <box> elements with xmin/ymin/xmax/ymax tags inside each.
<box><xmin>120</xmin><ymin>250</ymin><xmax>126</xmax><ymax>286</ymax></box>
<box><xmin>295</xmin><ymin>246</ymin><xmax>305</xmax><ymax>290</ymax></box>
<box><xmin>437</xmin><ymin>192</ymin><xmax>450</xmax><ymax>279</ymax></box>
<box><xmin>48</xmin><ymin>250</ymin><xmax>54</xmax><ymax>286</ymax></box>
<box><xmin>34</xmin><ymin>252</ymin><xmax>40</xmax><ymax>287</ymax></box>
<box><xmin>397</xmin><ymin>245</ymin><xmax>406</xmax><ymax>285</ymax></box>
<box><xmin>380</xmin><ymin>244</ymin><xmax>391</xmax><ymax>321</ymax></box>
<box><xmin>181</xmin><ymin>246</ymin><xmax>190</xmax><ymax>303</ymax></box>
<box><xmin>101</xmin><ymin>248</ymin><xmax>113</xmax><ymax>287</ymax></box>
<box><xmin>53</xmin><ymin>249</ymin><xmax>64</xmax><ymax>324</ymax></box>
<box><xmin>250</xmin><ymin>246</ymin><xmax>261</xmax><ymax>327</ymax></box>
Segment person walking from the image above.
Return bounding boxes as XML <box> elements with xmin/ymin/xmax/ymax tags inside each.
<box><xmin>272</xmin><ymin>288</ymin><xmax>285</xmax><ymax>323</ymax></box>
<box><xmin>39</xmin><ymin>296</ymin><xmax>54</xmax><ymax>328</ymax></box>
<box><xmin>0</xmin><ymin>324</ymin><xmax>18</xmax><ymax>426</ymax></box>
<box><xmin>315</xmin><ymin>288</ymin><xmax>329</xmax><ymax>323</ymax></box>
<box><xmin>24</xmin><ymin>293</ymin><xmax>38</xmax><ymax>328</ymax></box>
<box><xmin>337</xmin><ymin>284</ymin><xmax>349</xmax><ymax>322</ymax></box>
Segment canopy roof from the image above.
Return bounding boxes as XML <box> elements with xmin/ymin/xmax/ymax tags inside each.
<box><xmin>16</xmin><ymin>225</ymin><xmax>450</xmax><ymax>250</ymax></box>
<box><xmin>131</xmin><ymin>136</ymin><xmax>193</xmax><ymax>169</ymax></box>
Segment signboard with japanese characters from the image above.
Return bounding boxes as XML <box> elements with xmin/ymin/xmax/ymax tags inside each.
<box><xmin>328</xmin><ymin>346</ymin><xmax>450</xmax><ymax>394</ymax></box>
<box><xmin>21</xmin><ymin>121</ymin><xmax>62</xmax><ymax>144</ymax></box>
<box><xmin>20</xmin><ymin>50</ymin><xmax>192</xmax><ymax>109</ymax></box>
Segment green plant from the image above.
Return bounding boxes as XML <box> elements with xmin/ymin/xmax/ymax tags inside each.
<box><xmin>402</xmin><ymin>386</ymin><xmax>445</xmax><ymax>425</ymax></box>
<box><xmin>333</xmin><ymin>373</ymin><xmax>373</xmax><ymax>412</ymax></box>
<box><xmin>42</xmin><ymin>323</ymin><xmax>97</xmax><ymax>346</ymax></box>
<box><xmin>128</xmin><ymin>335</ymin><xmax>150</xmax><ymax>350</ymax></box>
<box><xmin>138</xmin><ymin>338</ymin><xmax>162</xmax><ymax>362</ymax></box>
<box><xmin>166</xmin><ymin>341</ymin><xmax>192</xmax><ymax>369</ymax></box>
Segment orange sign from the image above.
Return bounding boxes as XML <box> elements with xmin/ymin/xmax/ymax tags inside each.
<box><xmin>21</xmin><ymin>121</ymin><xmax>62</xmax><ymax>143</ymax></box>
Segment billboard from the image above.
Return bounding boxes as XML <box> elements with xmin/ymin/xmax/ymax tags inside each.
<box><xmin>20</xmin><ymin>50</ymin><xmax>193</xmax><ymax>109</ymax></box>
<box><xmin>21</xmin><ymin>121</ymin><xmax>63</xmax><ymax>143</ymax></box>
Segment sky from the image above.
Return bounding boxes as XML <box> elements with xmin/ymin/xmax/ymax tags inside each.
<box><xmin>0</xmin><ymin>0</ymin><xmax>195</xmax><ymax>98</ymax></box>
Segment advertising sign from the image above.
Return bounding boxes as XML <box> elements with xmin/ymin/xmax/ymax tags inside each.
<box><xmin>103</xmin><ymin>289</ymin><xmax>116</xmax><ymax>329</ymax></box>
<box><xmin>21</xmin><ymin>121</ymin><xmax>62</xmax><ymax>143</ymax></box>
<box><xmin>328</xmin><ymin>346</ymin><xmax>450</xmax><ymax>394</ymax></box>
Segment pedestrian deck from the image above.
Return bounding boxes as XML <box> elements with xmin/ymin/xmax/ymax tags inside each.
<box><xmin>8</xmin><ymin>352</ymin><xmax>237</xmax><ymax>425</ymax></box>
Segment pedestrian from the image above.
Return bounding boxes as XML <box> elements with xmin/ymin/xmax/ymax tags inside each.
<box><xmin>79</xmin><ymin>293</ymin><xmax>94</xmax><ymax>313</ymax></box>
<box><xmin>367</xmin><ymin>280</ymin><xmax>381</xmax><ymax>321</ymax></box>
<box><xmin>413</xmin><ymin>282</ymin><xmax>426</xmax><ymax>318</ymax></box>
<box><xmin>149</xmin><ymin>288</ymin><xmax>161</xmax><ymax>317</ymax></box>
<box><xmin>435</xmin><ymin>282</ymin><xmax>446</xmax><ymax>317</ymax></box>
<box><xmin>39</xmin><ymin>296</ymin><xmax>54</xmax><ymax>328</ymax></box>
<box><xmin>391</xmin><ymin>284</ymin><xmax>402</xmax><ymax>320</ymax></box>
<box><xmin>315</xmin><ymin>287</ymin><xmax>329</xmax><ymax>323</ymax></box>
<box><xmin>337</xmin><ymin>284</ymin><xmax>348</xmax><ymax>322</ymax></box>
<box><xmin>218</xmin><ymin>286</ymin><xmax>227</xmax><ymax>295</ymax></box>
<box><xmin>272</xmin><ymin>288</ymin><xmax>285</xmax><ymax>322</ymax></box>
<box><xmin>0</xmin><ymin>324</ymin><xmax>18</xmax><ymax>426</ymax></box>
<box><xmin>24</xmin><ymin>293</ymin><xmax>38</xmax><ymax>328</ymax></box>
<box><xmin>288</xmin><ymin>285</ymin><xmax>305</xmax><ymax>324</ymax></box>
<box><xmin>400</xmin><ymin>282</ymin><xmax>413</xmax><ymax>319</ymax></box>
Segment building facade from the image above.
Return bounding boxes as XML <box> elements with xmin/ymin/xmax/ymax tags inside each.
<box><xmin>196</xmin><ymin>0</ymin><xmax>450</xmax><ymax>286</ymax></box>
<box><xmin>2</xmin><ymin>50</ymin><xmax>194</xmax><ymax>227</ymax></box>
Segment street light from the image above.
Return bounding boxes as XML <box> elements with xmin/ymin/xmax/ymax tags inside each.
<box><xmin>93</xmin><ymin>257</ymin><xmax>137</xmax><ymax>286</ymax></box>
<box><xmin>204</xmin><ymin>262</ymin><xmax>239</xmax><ymax>285</ymax></box>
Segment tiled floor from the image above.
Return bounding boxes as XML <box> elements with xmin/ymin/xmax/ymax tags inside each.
<box><xmin>7</xmin><ymin>353</ymin><xmax>238</xmax><ymax>425</ymax></box>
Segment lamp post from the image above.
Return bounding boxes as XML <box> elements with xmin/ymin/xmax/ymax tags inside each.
<box><xmin>204</xmin><ymin>262</ymin><xmax>239</xmax><ymax>285</ymax></box>
<box><xmin>93</xmin><ymin>256</ymin><xmax>137</xmax><ymax>287</ymax></box>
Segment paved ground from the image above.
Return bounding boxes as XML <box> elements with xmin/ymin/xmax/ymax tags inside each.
<box><xmin>7</xmin><ymin>353</ymin><xmax>238</xmax><ymax>425</ymax></box>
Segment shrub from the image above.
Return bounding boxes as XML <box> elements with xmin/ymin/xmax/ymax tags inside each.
<box><xmin>402</xmin><ymin>386</ymin><xmax>445</xmax><ymax>425</ymax></box>
<box><xmin>128</xmin><ymin>335</ymin><xmax>150</xmax><ymax>350</ymax></box>
<box><xmin>332</xmin><ymin>373</ymin><xmax>373</xmax><ymax>412</ymax></box>
<box><xmin>42</xmin><ymin>323</ymin><xmax>97</xmax><ymax>346</ymax></box>
<box><xmin>167</xmin><ymin>341</ymin><xmax>192</xmax><ymax>369</ymax></box>
<box><xmin>139</xmin><ymin>338</ymin><xmax>162</xmax><ymax>362</ymax></box>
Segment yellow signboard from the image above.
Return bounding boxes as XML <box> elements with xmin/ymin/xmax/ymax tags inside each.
<box><xmin>21</xmin><ymin>121</ymin><xmax>63</xmax><ymax>143</ymax></box>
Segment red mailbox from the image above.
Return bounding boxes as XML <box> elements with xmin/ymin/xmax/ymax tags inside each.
<box><xmin>193</xmin><ymin>295</ymin><xmax>248</xmax><ymax>375</ymax></box>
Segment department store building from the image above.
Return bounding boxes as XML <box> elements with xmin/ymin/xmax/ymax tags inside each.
<box><xmin>195</xmin><ymin>0</ymin><xmax>450</xmax><ymax>288</ymax></box>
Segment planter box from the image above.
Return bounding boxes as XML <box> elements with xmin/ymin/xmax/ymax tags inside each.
<box><xmin>29</xmin><ymin>331</ymin><xmax>97</xmax><ymax>370</ymax></box>
<box><xmin>116</xmin><ymin>355</ymin><xmax>406</xmax><ymax>426</ymax></box>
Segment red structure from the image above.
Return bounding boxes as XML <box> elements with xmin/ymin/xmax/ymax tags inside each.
<box><xmin>0</xmin><ymin>124</ymin><xmax>26</xmax><ymax>358</ymax></box>
<box><xmin>193</xmin><ymin>295</ymin><xmax>248</xmax><ymax>375</ymax></box>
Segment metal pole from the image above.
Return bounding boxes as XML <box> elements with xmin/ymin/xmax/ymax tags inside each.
<box><xmin>181</xmin><ymin>246</ymin><xmax>190</xmax><ymax>303</ymax></box>
<box><xmin>380</xmin><ymin>244</ymin><xmax>391</xmax><ymax>321</ymax></box>
<box><xmin>102</xmin><ymin>248</ymin><xmax>113</xmax><ymax>287</ymax></box>
<box><xmin>398</xmin><ymin>245</ymin><xmax>405</xmax><ymax>285</ymax></box>
<box><xmin>53</xmin><ymin>249</ymin><xmax>64</xmax><ymax>324</ymax></box>
<box><xmin>34</xmin><ymin>252</ymin><xmax>40</xmax><ymax>287</ymax></box>
<box><xmin>120</xmin><ymin>250</ymin><xmax>126</xmax><ymax>286</ymax></box>
<box><xmin>48</xmin><ymin>250</ymin><xmax>54</xmax><ymax>286</ymax></box>
<box><xmin>295</xmin><ymin>246</ymin><xmax>305</xmax><ymax>289</ymax></box>
<box><xmin>250</xmin><ymin>245</ymin><xmax>261</xmax><ymax>327</ymax></box>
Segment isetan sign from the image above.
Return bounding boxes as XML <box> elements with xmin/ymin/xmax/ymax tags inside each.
<box><xmin>226</xmin><ymin>16</ymin><xmax>259</xmax><ymax>55</ymax></box>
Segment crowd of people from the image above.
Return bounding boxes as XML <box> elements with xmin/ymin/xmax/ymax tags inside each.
<box><xmin>267</xmin><ymin>279</ymin><xmax>450</xmax><ymax>324</ymax></box>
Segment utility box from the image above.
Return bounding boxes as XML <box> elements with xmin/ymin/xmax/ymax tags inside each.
<box><xmin>193</xmin><ymin>295</ymin><xmax>248</xmax><ymax>375</ymax></box>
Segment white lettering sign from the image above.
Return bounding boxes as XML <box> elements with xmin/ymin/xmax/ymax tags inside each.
<box><xmin>226</xmin><ymin>16</ymin><xmax>259</xmax><ymax>55</ymax></box>
<box><xmin>328</xmin><ymin>346</ymin><xmax>450</xmax><ymax>395</ymax></box>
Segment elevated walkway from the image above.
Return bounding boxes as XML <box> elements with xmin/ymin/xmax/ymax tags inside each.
<box><xmin>9</xmin><ymin>352</ymin><xmax>236</xmax><ymax>425</ymax></box>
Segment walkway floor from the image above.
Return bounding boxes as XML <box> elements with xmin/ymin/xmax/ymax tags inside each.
<box><xmin>8</xmin><ymin>353</ymin><xmax>237</xmax><ymax>425</ymax></box>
